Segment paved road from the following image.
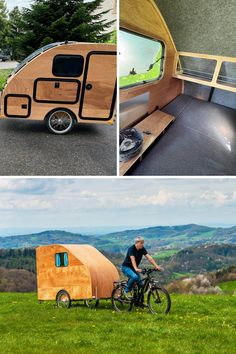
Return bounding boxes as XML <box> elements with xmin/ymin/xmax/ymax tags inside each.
<box><xmin>0</xmin><ymin>61</ymin><xmax>19</xmax><ymax>69</ymax></box>
<box><xmin>0</xmin><ymin>118</ymin><xmax>117</xmax><ymax>176</ymax></box>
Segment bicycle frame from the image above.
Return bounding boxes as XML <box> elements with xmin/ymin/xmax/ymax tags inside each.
<box><xmin>132</xmin><ymin>272</ymin><xmax>158</xmax><ymax>306</ymax></box>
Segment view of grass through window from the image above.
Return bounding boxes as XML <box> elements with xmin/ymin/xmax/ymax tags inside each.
<box><xmin>119</xmin><ymin>30</ymin><xmax>164</xmax><ymax>88</ymax></box>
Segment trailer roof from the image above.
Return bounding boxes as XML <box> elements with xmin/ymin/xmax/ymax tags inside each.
<box><xmin>13</xmin><ymin>41</ymin><xmax>77</xmax><ymax>74</ymax></box>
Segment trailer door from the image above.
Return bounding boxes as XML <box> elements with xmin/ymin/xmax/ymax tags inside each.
<box><xmin>79</xmin><ymin>51</ymin><xmax>116</xmax><ymax>120</ymax></box>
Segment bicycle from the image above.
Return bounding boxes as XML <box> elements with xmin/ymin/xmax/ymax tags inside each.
<box><xmin>111</xmin><ymin>268</ymin><xmax>171</xmax><ymax>314</ymax></box>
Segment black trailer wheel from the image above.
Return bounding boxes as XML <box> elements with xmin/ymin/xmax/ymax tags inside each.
<box><xmin>46</xmin><ymin>109</ymin><xmax>75</xmax><ymax>134</ymax></box>
<box><xmin>56</xmin><ymin>290</ymin><xmax>71</xmax><ymax>308</ymax></box>
<box><xmin>84</xmin><ymin>299</ymin><xmax>99</xmax><ymax>308</ymax></box>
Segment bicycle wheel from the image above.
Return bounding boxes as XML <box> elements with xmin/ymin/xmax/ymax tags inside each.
<box><xmin>111</xmin><ymin>286</ymin><xmax>133</xmax><ymax>313</ymax></box>
<box><xmin>147</xmin><ymin>287</ymin><xmax>171</xmax><ymax>315</ymax></box>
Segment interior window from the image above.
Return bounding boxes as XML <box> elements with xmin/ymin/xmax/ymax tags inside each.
<box><xmin>55</xmin><ymin>252</ymin><xmax>69</xmax><ymax>267</ymax></box>
<box><xmin>53</xmin><ymin>55</ymin><xmax>84</xmax><ymax>77</ymax></box>
<box><xmin>217</xmin><ymin>61</ymin><xmax>236</xmax><ymax>87</ymax></box>
<box><xmin>177</xmin><ymin>56</ymin><xmax>217</xmax><ymax>82</ymax></box>
<box><xmin>119</xmin><ymin>29</ymin><xmax>164</xmax><ymax>88</ymax></box>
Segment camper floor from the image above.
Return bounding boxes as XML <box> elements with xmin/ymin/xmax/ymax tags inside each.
<box><xmin>130</xmin><ymin>94</ymin><xmax>236</xmax><ymax>176</ymax></box>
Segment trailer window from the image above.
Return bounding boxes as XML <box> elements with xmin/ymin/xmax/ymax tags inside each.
<box><xmin>53</xmin><ymin>55</ymin><xmax>84</xmax><ymax>77</ymax></box>
<box><xmin>119</xmin><ymin>29</ymin><xmax>164</xmax><ymax>88</ymax></box>
<box><xmin>55</xmin><ymin>252</ymin><xmax>69</xmax><ymax>267</ymax></box>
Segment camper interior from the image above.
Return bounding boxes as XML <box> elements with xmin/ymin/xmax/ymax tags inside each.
<box><xmin>119</xmin><ymin>0</ymin><xmax>236</xmax><ymax>175</ymax></box>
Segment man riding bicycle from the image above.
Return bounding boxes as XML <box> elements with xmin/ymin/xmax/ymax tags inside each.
<box><xmin>121</xmin><ymin>236</ymin><xmax>161</xmax><ymax>296</ymax></box>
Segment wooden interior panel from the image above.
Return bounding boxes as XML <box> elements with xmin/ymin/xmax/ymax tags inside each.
<box><xmin>35</xmin><ymin>80</ymin><xmax>79</xmax><ymax>102</ymax></box>
<box><xmin>120</xmin><ymin>0</ymin><xmax>183</xmax><ymax>111</ymax></box>
<box><xmin>81</xmin><ymin>53</ymin><xmax>116</xmax><ymax>119</ymax></box>
<box><xmin>120</xmin><ymin>110</ymin><xmax>175</xmax><ymax>175</ymax></box>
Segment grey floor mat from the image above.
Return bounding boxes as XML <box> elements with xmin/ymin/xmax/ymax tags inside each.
<box><xmin>130</xmin><ymin>94</ymin><xmax>236</xmax><ymax>175</ymax></box>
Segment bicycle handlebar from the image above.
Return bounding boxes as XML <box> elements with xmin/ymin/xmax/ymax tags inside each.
<box><xmin>141</xmin><ymin>268</ymin><xmax>160</xmax><ymax>275</ymax></box>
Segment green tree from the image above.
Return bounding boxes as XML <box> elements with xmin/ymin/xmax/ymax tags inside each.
<box><xmin>5</xmin><ymin>6</ymin><xmax>24</xmax><ymax>59</ymax></box>
<box><xmin>15</xmin><ymin>0</ymin><xmax>115</xmax><ymax>59</ymax></box>
<box><xmin>0</xmin><ymin>0</ymin><xmax>8</xmax><ymax>51</ymax></box>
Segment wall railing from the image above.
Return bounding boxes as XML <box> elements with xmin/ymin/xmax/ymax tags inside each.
<box><xmin>173</xmin><ymin>52</ymin><xmax>236</xmax><ymax>93</ymax></box>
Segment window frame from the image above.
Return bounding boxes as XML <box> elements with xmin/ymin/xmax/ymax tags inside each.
<box><xmin>119</xmin><ymin>28</ymin><xmax>165</xmax><ymax>90</ymax></box>
<box><xmin>52</xmin><ymin>54</ymin><xmax>84</xmax><ymax>78</ymax></box>
<box><xmin>55</xmin><ymin>252</ymin><xmax>69</xmax><ymax>267</ymax></box>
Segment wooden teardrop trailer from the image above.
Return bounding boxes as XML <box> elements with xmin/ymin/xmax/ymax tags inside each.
<box><xmin>36</xmin><ymin>244</ymin><xmax>119</xmax><ymax>307</ymax></box>
<box><xmin>0</xmin><ymin>42</ymin><xmax>116</xmax><ymax>134</ymax></box>
<box><xmin>119</xmin><ymin>0</ymin><xmax>236</xmax><ymax>176</ymax></box>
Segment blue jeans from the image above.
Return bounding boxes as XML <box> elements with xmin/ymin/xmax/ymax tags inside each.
<box><xmin>121</xmin><ymin>265</ymin><xmax>142</xmax><ymax>292</ymax></box>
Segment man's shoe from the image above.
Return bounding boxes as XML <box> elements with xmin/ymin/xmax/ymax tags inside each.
<box><xmin>123</xmin><ymin>290</ymin><xmax>133</xmax><ymax>300</ymax></box>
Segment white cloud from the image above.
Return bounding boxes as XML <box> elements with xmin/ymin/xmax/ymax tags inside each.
<box><xmin>201</xmin><ymin>190</ymin><xmax>232</xmax><ymax>206</ymax></box>
<box><xmin>0</xmin><ymin>178</ymin><xmax>235</xmax><ymax>231</ymax></box>
<box><xmin>0</xmin><ymin>196</ymin><xmax>52</xmax><ymax>210</ymax></box>
<box><xmin>136</xmin><ymin>191</ymin><xmax>187</xmax><ymax>206</ymax></box>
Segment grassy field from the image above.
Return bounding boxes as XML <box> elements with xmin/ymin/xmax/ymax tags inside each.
<box><xmin>0</xmin><ymin>69</ymin><xmax>12</xmax><ymax>91</ymax></box>
<box><xmin>153</xmin><ymin>249</ymin><xmax>179</xmax><ymax>260</ymax></box>
<box><xmin>218</xmin><ymin>280</ymin><xmax>236</xmax><ymax>294</ymax></box>
<box><xmin>0</xmin><ymin>293</ymin><xmax>236</xmax><ymax>354</ymax></box>
<box><xmin>119</xmin><ymin>47</ymin><xmax>162</xmax><ymax>88</ymax></box>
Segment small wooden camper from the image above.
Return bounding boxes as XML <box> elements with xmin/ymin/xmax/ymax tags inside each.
<box><xmin>0</xmin><ymin>41</ymin><xmax>116</xmax><ymax>134</ymax></box>
<box><xmin>36</xmin><ymin>244</ymin><xmax>119</xmax><ymax>307</ymax></box>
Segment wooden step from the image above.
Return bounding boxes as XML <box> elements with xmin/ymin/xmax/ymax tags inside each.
<box><xmin>119</xmin><ymin>110</ymin><xmax>175</xmax><ymax>175</ymax></box>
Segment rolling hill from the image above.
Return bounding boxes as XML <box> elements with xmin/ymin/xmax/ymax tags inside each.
<box><xmin>0</xmin><ymin>230</ymin><xmax>98</xmax><ymax>249</ymax></box>
<box><xmin>166</xmin><ymin>264</ymin><xmax>236</xmax><ymax>295</ymax></box>
<box><xmin>1</xmin><ymin>224</ymin><xmax>236</xmax><ymax>252</ymax></box>
<box><xmin>161</xmin><ymin>244</ymin><xmax>236</xmax><ymax>274</ymax></box>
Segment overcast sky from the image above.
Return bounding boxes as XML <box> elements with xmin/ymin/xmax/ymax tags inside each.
<box><xmin>5</xmin><ymin>0</ymin><xmax>31</xmax><ymax>10</ymax></box>
<box><xmin>5</xmin><ymin>0</ymin><xmax>94</xmax><ymax>11</ymax></box>
<box><xmin>0</xmin><ymin>178</ymin><xmax>236</xmax><ymax>236</ymax></box>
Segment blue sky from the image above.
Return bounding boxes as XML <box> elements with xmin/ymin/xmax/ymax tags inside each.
<box><xmin>0</xmin><ymin>178</ymin><xmax>236</xmax><ymax>236</ymax></box>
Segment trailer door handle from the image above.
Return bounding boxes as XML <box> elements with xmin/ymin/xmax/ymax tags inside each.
<box><xmin>86</xmin><ymin>83</ymin><xmax>93</xmax><ymax>90</ymax></box>
<box><xmin>55</xmin><ymin>82</ymin><xmax>60</xmax><ymax>88</ymax></box>
<box><xmin>22</xmin><ymin>104</ymin><xmax>27</xmax><ymax>109</ymax></box>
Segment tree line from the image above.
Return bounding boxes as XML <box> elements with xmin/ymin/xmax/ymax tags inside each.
<box><xmin>0</xmin><ymin>0</ymin><xmax>115</xmax><ymax>60</ymax></box>
<box><xmin>0</xmin><ymin>248</ymin><xmax>36</xmax><ymax>272</ymax></box>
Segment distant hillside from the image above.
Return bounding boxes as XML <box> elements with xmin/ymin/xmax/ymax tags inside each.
<box><xmin>100</xmin><ymin>224</ymin><xmax>236</xmax><ymax>252</ymax></box>
<box><xmin>0</xmin><ymin>230</ymin><xmax>98</xmax><ymax>249</ymax></box>
<box><xmin>1</xmin><ymin>224</ymin><xmax>236</xmax><ymax>253</ymax></box>
<box><xmin>0</xmin><ymin>267</ymin><xmax>36</xmax><ymax>292</ymax></box>
<box><xmin>166</xmin><ymin>264</ymin><xmax>236</xmax><ymax>294</ymax></box>
<box><xmin>0</xmin><ymin>248</ymin><xmax>36</xmax><ymax>273</ymax></box>
<box><xmin>162</xmin><ymin>244</ymin><xmax>236</xmax><ymax>274</ymax></box>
